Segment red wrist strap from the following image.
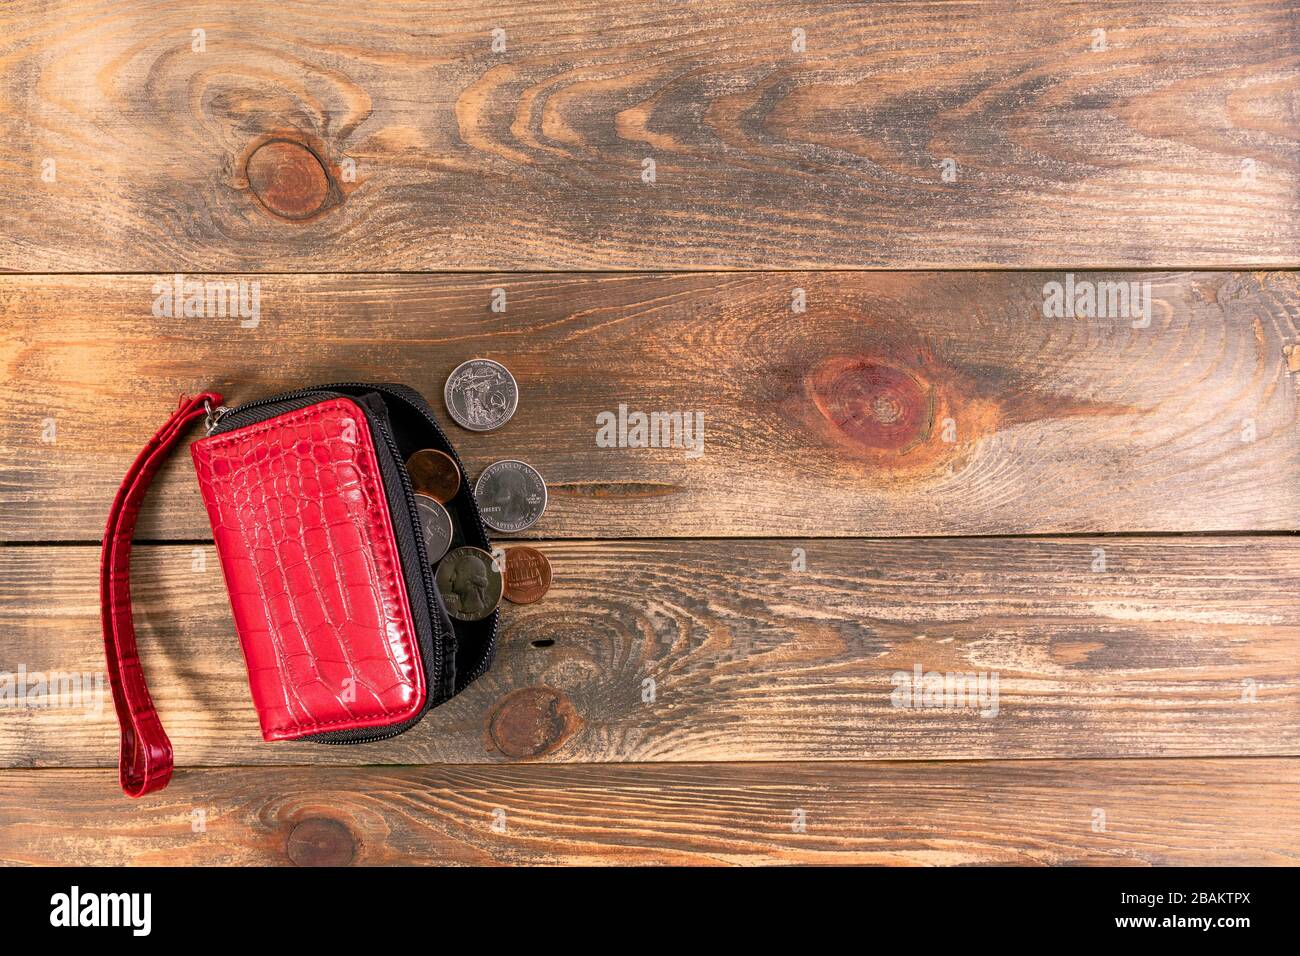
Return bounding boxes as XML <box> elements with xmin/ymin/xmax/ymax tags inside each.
<box><xmin>100</xmin><ymin>392</ymin><xmax>222</xmax><ymax>797</ymax></box>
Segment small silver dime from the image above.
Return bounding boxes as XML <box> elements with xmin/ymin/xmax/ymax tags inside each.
<box><xmin>413</xmin><ymin>493</ymin><xmax>453</xmax><ymax>563</ymax></box>
<box><xmin>444</xmin><ymin>358</ymin><xmax>519</xmax><ymax>432</ymax></box>
<box><xmin>474</xmin><ymin>459</ymin><xmax>547</xmax><ymax>533</ymax></box>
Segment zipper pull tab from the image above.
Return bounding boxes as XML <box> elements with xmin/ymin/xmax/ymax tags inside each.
<box><xmin>203</xmin><ymin>400</ymin><xmax>230</xmax><ymax>435</ymax></box>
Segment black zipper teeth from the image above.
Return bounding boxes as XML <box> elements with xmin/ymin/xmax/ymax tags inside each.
<box><xmin>363</xmin><ymin>407</ymin><xmax>444</xmax><ymax>698</ymax></box>
<box><xmin>317</xmin><ymin>382</ymin><xmax>500</xmax><ymax>690</ymax></box>
<box><xmin>210</xmin><ymin>387</ymin><xmax>446</xmax><ymax>743</ymax></box>
<box><xmin>311</xmin><ymin>404</ymin><xmax>442</xmax><ymax>743</ymax></box>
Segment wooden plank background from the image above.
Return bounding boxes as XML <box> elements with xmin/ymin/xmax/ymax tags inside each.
<box><xmin>0</xmin><ymin>1</ymin><xmax>1297</xmax><ymax>272</ymax></box>
<box><xmin>2</xmin><ymin>760</ymin><xmax>1296</xmax><ymax>866</ymax></box>
<box><xmin>4</xmin><ymin>271</ymin><xmax>1299</xmax><ymax>541</ymax></box>
<box><xmin>1</xmin><ymin>0</ymin><xmax>1298</xmax><ymax>867</ymax></box>
<box><xmin>4</xmin><ymin>538</ymin><xmax>1297</xmax><ymax>768</ymax></box>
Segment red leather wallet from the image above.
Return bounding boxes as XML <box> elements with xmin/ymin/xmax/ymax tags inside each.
<box><xmin>101</xmin><ymin>384</ymin><xmax>498</xmax><ymax>796</ymax></box>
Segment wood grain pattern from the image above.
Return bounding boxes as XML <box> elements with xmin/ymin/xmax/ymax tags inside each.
<box><xmin>3</xmin><ymin>539</ymin><xmax>1297</xmax><ymax>768</ymax></box>
<box><xmin>3</xmin><ymin>0</ymin><xmax>1295</xmax><ymax>871</ymax></box>
<box><xmin>1</xmin><ymin>759</ymin><xmax>1295</xmax><ymax>866</ymax></box>
<box><xmin>4</xmin><ymin>270</ymin><xmax>1299</xmax><ymax>541</ymax></box>
<box><xmin>0</xmin><ymin>1</ymin><xmax>1296</xmax><ymax>272</ymax></box>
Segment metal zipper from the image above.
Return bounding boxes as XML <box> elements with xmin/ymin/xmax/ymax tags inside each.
<box><xmin>203</xmin><ymin>400</ymin><xmax>229</xmax><ymax>434</ymax></box>
<box><xmin>204</xmin><ymin>387</ymin><xmax>338</xmax><ymax>435</ymax></box>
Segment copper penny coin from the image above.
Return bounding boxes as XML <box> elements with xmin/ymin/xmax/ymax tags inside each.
<box><xmin>503</xmin><ymin>547</ymin><xmax>552</xmax><ymax>604</ymax></box>
<box><xmin>435</xmin><ymin>546</ymin><xmax>503</xmax><ymax>622</ymax></box>
<box><xmin>406</xmin><ymin>448</ymin><xmax>461</xmax><ymax>503</ymax></box>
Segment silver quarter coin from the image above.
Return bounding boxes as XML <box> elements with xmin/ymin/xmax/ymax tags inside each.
<box><xmin>413</xmin><ymin>493</ymin><xmax>453</xmax><ymax>563</ymax></box>
<box><xmin>444</xmin><ymin>358</ymin><xmax>518</xmax><ymax>432</ymax></box>
<box><xmin>435</xmin><ymin>546</ymin><xmax>503</xmax><ymax>622</ymax></box>
<box><xmin>474</xmin><ymin>459</ymin><xmax>547</xmax><ymax>533</ymax></box>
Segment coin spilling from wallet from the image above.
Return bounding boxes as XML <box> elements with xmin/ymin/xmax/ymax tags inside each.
<box><xmin>403</xmin><ymin>358</ymin><xmax>552</xmax><ymax>623</ymax></box>
<box><xmin>445</xmin><ymin>358</ymin><xmax>518</xmax><ymax>432</ymax></box>
<box><xmin>503</xmin><ymin>546</ymin><xmax>551</xmax><ymax>605</ymax></box>
<box><xmin>435</xmin><ymin>546</ymin><xmax>503</xmax><ymax>622</ymax></box>
<box><xmin>407</xmin><ymin>448</ymin><xmax>461</xmax><ymax>504</ymax></box>
<box><xmin>475</xmin><ymin>459</ymin><xmax>546</xmax><ymax>533</ymax></box>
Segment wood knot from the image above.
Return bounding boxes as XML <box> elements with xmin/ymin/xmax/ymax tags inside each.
<box><xmin>810</xmin><ymin>356</ymin><xmax>934</xmax><ymax>453</ymax></box>
<box><xmin>487</xmin><ymin>686</ymin><xmax>576</xmax><ymax>759</ymax></box>
<box><xmin>246</xmin><ymin>140</ymin><xmax>333</xmax><ymax>220</ymax></box>
<box><xmin>285</xmin><ymin>817</ymin><xmax>357</xmax><ymax>866</ymax></box>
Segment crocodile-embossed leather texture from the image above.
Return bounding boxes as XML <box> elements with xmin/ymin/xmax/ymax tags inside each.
<box><xmin>191</xmin><ymin>397</ymin><xmax>427</xmax><ymax>740</ymax></box>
